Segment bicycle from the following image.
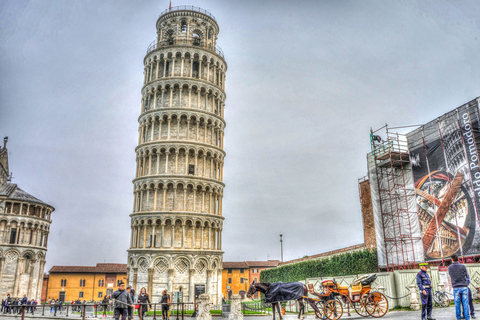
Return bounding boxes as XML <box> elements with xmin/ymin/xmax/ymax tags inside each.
<box><xmin>432</xmin><ymin>291</ymin><xmax>450</xmax><ymax>308</ymax></box>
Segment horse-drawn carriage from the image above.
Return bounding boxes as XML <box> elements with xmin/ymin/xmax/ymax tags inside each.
<box><xmin>306</xmin><ymin>274</ymin><xmax>388</xmax><ymax>319</ymax></box>
<box><xmin>247</xmin><ymin>274</ymin><xmax>388</xmax><ymax>320</ymax></box>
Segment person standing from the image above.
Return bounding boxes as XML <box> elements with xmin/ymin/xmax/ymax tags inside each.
<box><xmin>160</xmin><ymin>290</ymin><xmax>170</xmax><ymax>320</ymax></box>
<box><xmin>449</xmin><ymin>254</ymin><xmax>471</xmax><ymax>320</ymax></box>
<box><xmin>111</xmin><ymin>282</ymin><xmax>134</xmax><ymax>320</ymax></box>
<box><xmin>127</xmin><ymin>286</ymin><xmax>135</xmax><ymax>320</ymax></box>
<box><xmin>417</xmin><ymin>262</ymin><xmax>435</xmax><ymax>320</ymax></box>
<box><xmin>21</xmin><ymin>294</ymin><xmax>28</xmax><ymax>313</ymax></box>
<box><xmin>137</xmin><ymin>287</ymin><xmax>151</xmax><ymax>320</ymax></box>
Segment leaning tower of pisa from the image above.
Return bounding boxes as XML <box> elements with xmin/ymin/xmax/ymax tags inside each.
<box><xmin>127</xmin><ymin>6</ymin><xmax>227</xmax><ymax>304</ymax></box>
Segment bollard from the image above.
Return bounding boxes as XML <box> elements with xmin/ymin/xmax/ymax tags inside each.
<box><xmin>83</xmin><ymin>304</ymin><xmax>86</xmax><ymax>320</ymax></box>
<box><xmin>197</xmin><ymin>294</ymin><xmax>212</xmax><ymax>320</ymax></box>
<box><xmin>228</xmin><ymin>295</ymin><xmax>243</xmax><ymax>320</ymax></box>
<box><xmin>153</xmin><ymin>303</ymin><xmax>157</xmax><ymax>320</ymax></box>
<box><xmin>409</xmin><ymin>284</ymin><xmax>420</xmax><ymax>311</ymax></box>
<box><xmin>21</xmin><ymin>306</ymin><xmax>25</xmax><ymax>320</ymax></box>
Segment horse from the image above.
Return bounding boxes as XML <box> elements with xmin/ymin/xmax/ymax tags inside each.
<box><xmin>246</xmin><ymin>281</ymin><xmax>322</xmax><ymax>320</ymax></box>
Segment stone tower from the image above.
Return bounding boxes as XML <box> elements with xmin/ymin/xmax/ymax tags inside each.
<box><xmin>0</xmin><ymin>137</ymin><xmax>54</xmax><ymax>300</ymax></box>
<box><xmin>127</xmin><ymin>6</ymin><xmax>227</xmax><ymax>304</ymax></box>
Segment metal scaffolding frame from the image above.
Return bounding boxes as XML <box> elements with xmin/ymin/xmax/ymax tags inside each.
<box><xmin>371</xmin><ymin>126</ymin><xmax>421</xmax><ymax>270</ymax></box>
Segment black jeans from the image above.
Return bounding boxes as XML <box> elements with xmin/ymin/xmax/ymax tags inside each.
<box><xmin>162</xmin><ymin>307</ymin><xmax>169</xmax><ymax>320</ymax></box>
<box><xmin>115</xmin><ymin>308</ymin><xmax>128</xmax><ymax>320</ymax></box>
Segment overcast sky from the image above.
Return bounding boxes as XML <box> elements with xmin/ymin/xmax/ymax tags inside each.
<box><xmin>1</xmin><ymin>0</ymin><xmax>479</xmax><ymax>271</ymax></box>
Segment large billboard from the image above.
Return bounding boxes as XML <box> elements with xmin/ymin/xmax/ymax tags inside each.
<box><xmin>407</xmin><ymin>98</ymin><xmax>480</xmax><ymax>261</ymax></box>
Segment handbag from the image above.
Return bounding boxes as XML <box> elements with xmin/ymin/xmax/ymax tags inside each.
<box><xmin>135</xmin><ymin>304</ymin><xmax>139</xmax><ymax>310</ymax></box>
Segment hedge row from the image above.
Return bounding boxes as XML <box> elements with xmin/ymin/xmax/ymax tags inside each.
<box><xmin>260</xmin><ymin>249</ymin><xmax>378</xmax><ymax>283</ymax></box>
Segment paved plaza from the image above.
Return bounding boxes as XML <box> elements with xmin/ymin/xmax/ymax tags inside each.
<box><xmin>0</xmin><ymin>307</ymin><xmax>470</xmax><ymax>320</ymax></box>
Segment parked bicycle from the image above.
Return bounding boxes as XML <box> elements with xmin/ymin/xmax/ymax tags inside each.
<box><xmin>432</xmin><ymin>291</ymin><xmax>450</xmax><ymax>308</ymax></box>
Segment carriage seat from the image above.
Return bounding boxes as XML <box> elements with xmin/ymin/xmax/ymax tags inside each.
<box><xmin>350</xmin><ymin>284</ymin><xmax>363</xmax><ymax>296</ymax></box>
<box><xmin>337</xmin><ymin>285</ymin><xmax>348</xmax><ymax>291</ymax></box>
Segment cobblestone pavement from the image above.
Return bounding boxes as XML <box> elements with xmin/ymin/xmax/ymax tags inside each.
<box><xmin>0</xmin><ymin>307</ymin><xmax>470</xmax><ymax>320</ymax></box>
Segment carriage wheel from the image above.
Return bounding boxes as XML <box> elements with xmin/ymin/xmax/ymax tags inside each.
<box><xmin>313</xmin><ymin>301</ymin><xmax>325</xmax><ymax>319</ymax></box>
<box><xmin>352</xmin><ymin>300</ymin><xmax>369</xmax><ymax>317</ymax></box>
<box><xmin>324</xmin><ymin>300</ymin><xmax>343</xmax><ymax>320</ymax></box>
<box><xmin>365</xmin><ymin>292</ymin><xmax>388</xmax><ymax>318</ymax></box>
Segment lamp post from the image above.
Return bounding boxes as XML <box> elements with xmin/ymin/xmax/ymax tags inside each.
<box><xmin>280</xmin><ymin>234</ymin><xmax>283</xmax><ymax>262</ymax></box>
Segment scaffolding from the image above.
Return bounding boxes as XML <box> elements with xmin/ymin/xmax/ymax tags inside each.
<box><xmin>370</xmin><ymin>125</ymin><xmax>422</xmax><ymax>270</ymax></box>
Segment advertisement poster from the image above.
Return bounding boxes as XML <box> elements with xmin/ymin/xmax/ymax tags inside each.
<box><xmin>407</xmin><ymin>98</ymin><xmax>480</xmax><ymax>261</ymax></box>
<box><xmin>438</xmin><ymin>266</ymin><xmax>453</xmax><ymax>295</ymax></box>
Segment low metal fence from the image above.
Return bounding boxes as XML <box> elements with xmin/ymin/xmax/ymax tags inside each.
<box><xmin>1</xmin><ymin>302</ymin><xmax>198</xmax><ymax>320</ymax></box>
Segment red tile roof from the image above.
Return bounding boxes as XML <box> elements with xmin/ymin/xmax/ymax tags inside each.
<box><xmin>222</xmin><ymin>262</ymin><xmax>248</xmax><ymax>269</ymax></box>
<box><xmin>49</xmin><ymin>263</ymin><xmax>127</xmax><ymax>274</ymax></box>
<box><xmin>280</xmin><ymin>244</ymin><xmax>365</xmax><ymax>266</ymax></box>
<box><xmin>246</xmin><ymin>260</ymin><xmax>281</xmax><ymax>267</ymax></box>
<box><xmin>222</xmin><ymin>260</ymin><xmax>281</xmax><ymax>269</ymax></box>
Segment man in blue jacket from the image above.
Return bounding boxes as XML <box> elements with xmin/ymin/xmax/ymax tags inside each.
<box><xmin>417</xmin><ymin>262</ymin><xmax>435</xmax><ymax>320</ymax></box>
<box><xmin>448</xmin><ymin>254</ymin><xmax>471</xmax><ymax>320</ymax></box>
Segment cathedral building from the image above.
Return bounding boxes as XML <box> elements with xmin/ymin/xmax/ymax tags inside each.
<box><xmin>0</xmin><ymin>137</ymin><xmax>54</xmax><ymax>300</ymax></box>
<box><xmin>127</xmin><ymin>6</ymin><xmax>227</xmax><ymax>303</ymax></box>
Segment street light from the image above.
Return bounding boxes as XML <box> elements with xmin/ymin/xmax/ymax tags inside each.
<box><xmin>280</xmin><ymin>234</ymin><xmax>283</xmax><ymax>262</ymax></box>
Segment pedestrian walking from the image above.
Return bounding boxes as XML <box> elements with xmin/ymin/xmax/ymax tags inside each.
<box><xmin>137</xmin><ymin>287</ymin><xmax>151</xmax><ymax>320</ymax></box>
<box><xmin>111</xmin><ymin>282</ymin><xmax>134</xmax><ymax>320</ymax></box>
<box><xmin>448</xmin><ymin>254</ymin><xmax>471</xmax><ymax>320</ymax></box>
<box><xmin>191</xmin><ymin>297</ymin><xmax>198</xmax><ymax>318</ymax></box>
<box><xmin>49</xmin><ymin>299</ymin><xmax>54</xmax><ymax>314</ymax></box>
<box><xmin>417</xmin><ymin>262</ymin><xmax>435</xmax><ymax>320</ymax></box>
<box><xmin>160</xmin><ymin>290</ymin><xmax>170</xmax><ymax>320</ymax></box>
<box><xmin>102</xmin><ymin>295</ymin><xmax>110</xmax><ymax>317</ymax></box>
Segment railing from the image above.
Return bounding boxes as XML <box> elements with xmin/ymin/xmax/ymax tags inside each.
<box><xmin>1</xmin><ymin>301</ymin><xmax>223</xmax><ymax>320</ymax></box>
<box><xmin>146</xmin><ymin>39</ymin><xmax>224</xmax><ymax>58</ymax></box>
<box><xmin>159</xmin><ymin>6</ymin><xmax>216</xmax><ymax>21</ymax></box>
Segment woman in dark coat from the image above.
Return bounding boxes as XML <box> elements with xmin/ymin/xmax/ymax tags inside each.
<box><xmin>159</xmin><ymin>290</ymin><xmax>170</xmax><ymax>320</ymax></box>
<box><xmin>137</xmin><ymin>287</ymin><xmax>151</xmax><ymax>319</ymax></box>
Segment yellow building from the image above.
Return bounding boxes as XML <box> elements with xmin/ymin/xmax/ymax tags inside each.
<box><xmin>222</xmin><ymin>260</ymin><xmax>280</xmax><ymax>300</ymax></box>
<box><xmin>44</xmin><ymin>263</ymin><xmax>127</xmax><ymax>302</ymax></box>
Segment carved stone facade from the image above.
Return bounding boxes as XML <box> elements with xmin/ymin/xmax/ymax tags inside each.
<box><xmin>0</xmin><ymin>138</ymin><xmax>54</xmax><ymax>300</ymax></box>
<box><xmin>127</xmin><ymin>6</ymin><xmax>227</xmax><ymax>304</ymax></box>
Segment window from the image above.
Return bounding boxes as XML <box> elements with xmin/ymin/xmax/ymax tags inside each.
<box><xmin>98</xmin><ymin>292</ymin><xmax>103</xmax><ymax>298</ymax></box>
<box><xmin>228</xmin><ymin>278</ymin><xmax>232</xmax><ymax>284</ymax></box>
<box><xmin>117</xmin><ymin>280</ymin><xmax>123</xmax><ymax>287</ymax></box>
<box><xmin>98</xmin><ymin>279</ymin><xmax>104</xmax><ymax>287</ymax></box>
<box><xmin>253</xmin><ymin>269</ymin><xmax>258</xmax><ymax>273</ymax></box>
<box><xmin>165</xmin><ymin>61</ymin><xmax>170</xmax><ymax>77</ymax></box>
<box><xmin>193</xmin><ymin>33</ymin><xmax>200</xmax><ymax>45</ymax></box>
<box><xmin>208</xmin><ymin>28</ymin><xmax>213</xmax><ymax>39</ymax></box>
<box><xmin>240</xmin><ymin>269</ymin><xmax>244</xmax><ymax>273</ymax></box>
<box><xmin>181</xmin><ymin>21</ymin><xmax>187</xmax><ymax>33</ymax></box>
<box><xmin>79</xmin><ymin>292</ymin><xmax>84</xmax><ymax>298</ymax></box>
<box><xmin>188</xmin><ymin>164</ymin><xmax>195</xmax><ymax>175</ymax></box>
<box><xmin>240</xmin><ymin>278</ymin><xmax>244</xmax><ymax>284</ymax></box>
<box><xmin>192</xmin><ymin>62</ymin><xmax>199</xmax><ymax>78</ymax></box>
<box><xmin>9</xmin><ymin>228</ymin><xmax>17</xmax><ymax>244</ymax></box>
<box><xmin>23</xmin><ymin>254</ymin><xmax>31</xmax><ymax>273</ymax></box>
<box><xmin>227</xmin><ymin>268</ymin><xmax>232</xmax><ymax>274</ymax></box>
<box><xmin>80</xmin><ymin>279</ymin><xmax>86</xmax><ymax>287</ymax></box>
<box><xmin>61</xmin><ymin>279</ymin><xmax>67</xmax><ymax>287</ymax></box>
